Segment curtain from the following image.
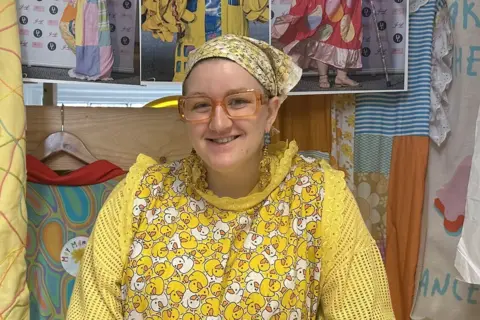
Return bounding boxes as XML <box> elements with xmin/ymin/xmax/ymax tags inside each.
<box><xmin>354</xmin><ymin>1</ymin><xmax>438</xmax><ymax>318</ymax></box>
<box><xmin>410</xmin><ymin>0</ymin><xmax>480</xmax><ymax>318</ymax></box>
<box><xmin>0</xmin><ymin>1</ymin><xmax>29</xmax><ymax>318</ymax></box>
<box><xmin>330</xmin><ymin>94</ymin><xmax>355</xmax><ymax>192</ymax></box>
<box><xmin>387</xmin><ymin>136</ymin><xmax>429</xmax><ymax>320</ymax></box>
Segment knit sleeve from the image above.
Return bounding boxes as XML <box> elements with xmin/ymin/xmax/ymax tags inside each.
<box><xmin>319</xmin><ymin>167</ymin><xmax>395</xmax><ymax>319</ymax></box>
<box><xmin>66</xmin><ymin>179</ymin><xmax>127</xmax><ymax>320</ymax></box>
<box><xmin>66</xmin><ymin>154</ymin><xmax>157</xmax><ymax>319</ymax></box>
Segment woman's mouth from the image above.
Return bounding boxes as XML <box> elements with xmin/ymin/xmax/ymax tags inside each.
<box><xmin>208</xmin><ymin>136</ymin><xmax>240</xmax><ymax>144</ymax></box>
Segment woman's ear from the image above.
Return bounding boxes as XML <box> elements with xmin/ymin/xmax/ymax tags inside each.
<box><xmin>265</xmin><ymin>96</ymin><xmax>281</xmax><ymax>132</ymax></box>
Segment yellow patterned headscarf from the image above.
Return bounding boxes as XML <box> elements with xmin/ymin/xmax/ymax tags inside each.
<box><xmin>184</xmin><ymin>34</ymin><xmax>302</xmax><ymax>100</ymax></box>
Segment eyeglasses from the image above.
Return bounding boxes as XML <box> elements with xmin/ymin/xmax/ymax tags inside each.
<box><xmin>178</xmin><ymin>89</ymin><xmax>267</xmax><ymax>123</ymax></box>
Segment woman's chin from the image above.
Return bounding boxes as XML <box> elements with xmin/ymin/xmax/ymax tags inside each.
<box><xmin>206</xmin><ymin>158</ymin><xmax>238</xmax><ymax>173</ymax></box>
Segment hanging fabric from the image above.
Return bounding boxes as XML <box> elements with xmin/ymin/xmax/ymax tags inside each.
<box><xmin>410</xmin><ymin>0</ymin><xmax>480</xmax><ymax>318</ymax></box>
<box><xmin>387</xmin><ymin>136</ymin><xmax>429</xmax><ymax>320</ymax></box>
<box><xmin>455</xmin><ymin>106</ymin><xmax>480</xmax><ymax>285</ymax></box>
<box><xmin>429</xmin><ymin>0</ymin><xmax>453</xmax><ymax>146</ymax></box>
<box><xmin>354</xmin><ymin>0</ymin><xmax>439</xmax><ymax>318</ymax></box>
<box><xmin>25</xmin><ymin>156</ymin><xmax>125</xmax><ymax>319</ymax></box>
<box><xmin>0</xmin><ymin>2</ymin><xmax>30</xmax><ymax>318</ymax></box>
<box><xmin>330</xmin><ymin>94</ymin><xmax>355</xmax><ymax>193</ymax></box>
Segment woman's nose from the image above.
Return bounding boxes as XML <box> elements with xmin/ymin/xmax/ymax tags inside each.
<box><xmin>208</xmin><ymin>104</ymin><xmax>232</xmax><ymax>132</ymax></box>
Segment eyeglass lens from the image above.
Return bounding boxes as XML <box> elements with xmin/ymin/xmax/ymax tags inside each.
<box><xmin>182</xmin><ymin>91</ymin><xmax>258</xmax><ymax>121</ymax></box>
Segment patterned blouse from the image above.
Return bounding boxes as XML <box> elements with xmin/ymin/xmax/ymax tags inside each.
<box><xmin>67</xmin><ymin>141</ymin><xmax>394</xmax><ymax>320</ymax></box>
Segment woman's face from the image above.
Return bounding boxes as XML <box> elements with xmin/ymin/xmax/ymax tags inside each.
<box><xmin>183</xmin><ymin>59</ymin><xmax>280</xmax><ymax>174</ymax></box>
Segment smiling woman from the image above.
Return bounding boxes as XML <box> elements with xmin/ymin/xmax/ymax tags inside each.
<box><xmin>66</xmin><ymin>34</ymin><xmax>394</xmax><ymax>320</ymax></box>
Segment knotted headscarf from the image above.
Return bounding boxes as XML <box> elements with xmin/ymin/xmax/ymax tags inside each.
<box><xmin>184</xmin><ymin>34</ymin><xmax>302</xmax><ymax>101</ymax></box>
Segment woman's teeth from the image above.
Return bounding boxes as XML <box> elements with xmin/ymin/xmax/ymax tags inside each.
<box><xmin>212</xmin><ymin>136</ymin><xmax>236</xmax><ymax>144</ymax></box>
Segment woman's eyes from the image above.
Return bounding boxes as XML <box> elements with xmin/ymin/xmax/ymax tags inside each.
<box><xmin>192</xmin><ymin>103</ymin><xmax>211</xmax><ymax>110</ymax></box>
<box><xmin>228</xmin><ymin>99</ymin><xmax>250</xmax><ymax>107</ymax></box>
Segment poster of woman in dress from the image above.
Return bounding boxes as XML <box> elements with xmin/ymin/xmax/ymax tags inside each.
<box><xmin>140</xmin><ymin>0</ymin><xmax>270</xmax><ymax>83</ymax></box>
<box><xmin>17</xmin><ymin>0</ymin><xmax>140</xmax><ymax>85</ymax></box>
<box><xmin>271</xmin><ymin>0</ymin><xmax>408</xmax><ymax>94</ymax></box>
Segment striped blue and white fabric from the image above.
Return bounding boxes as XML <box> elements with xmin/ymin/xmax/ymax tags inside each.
<box><xmin>355</xmin><ymin>0</ymin><xmax>437</xmax><ymax>136</ymax></box>
<box><xmin>298</xmin><ymin>150</ymin><xmax>330</xmax><ymax>162</ymax></box>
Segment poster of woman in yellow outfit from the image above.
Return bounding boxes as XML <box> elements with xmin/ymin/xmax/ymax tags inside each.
<box><xmin>140</xmin><ymin>0</ymin><xmax>270</xmax><ymax>82</ymax></box>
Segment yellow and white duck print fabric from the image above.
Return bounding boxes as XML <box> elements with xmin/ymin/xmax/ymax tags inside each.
<box><xmin>122</xmin><ymin>154</ymin><xmax>326</xmax><ymax>320</ymax></box>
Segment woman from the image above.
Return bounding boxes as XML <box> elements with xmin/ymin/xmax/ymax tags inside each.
<box><xmin>272</xmin><ymin>0</ymin><xmax>362</xmax><ymax>89</ymax></box>
<box><xmin>67</xmin><ymin>34</ymin><xmax>393</xmax><ymax>319</ymax></box>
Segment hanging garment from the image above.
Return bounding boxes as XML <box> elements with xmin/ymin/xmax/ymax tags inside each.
<box><xmin>429</xmin><ymin>0</ymin><xmax>453</xmax><ymax>146</ymax></box>
<box><xmin>141</xmin><ymin>0</ymin><xmax>269</xmax><ymax>81</ymax></box>
<box><xmin>0</xmin><ymin>3</ymin><xmax>30</xmax><ymax>319</ymax></box>
<box><xmin>410</xmin><ymin>0</ymin><xmax>480</xmax><ymax>318</ymax></box>
<box><xmin>273</xmin><ymin>0</ymin><xmax>362</xmax><ymax>70</ymax></box>
<box><xmin>330</xmin><ymin>94</ymin><xmax>355</xmax><ymax>193</ymax></box>
<box><xmin>455</xmin><ymin>106</ymin><xmax>480</xmax><ymax>285</ymax></box>
<box><xmin>354</xmin><ymin>0</ymin><xmax>439</xmax><ymax>318</ymax></box>
<box><xmin>25</xmin><ymin>155</ymin><xmax>125</xmax><ymax>319</ymax></box>
<box><xmin>64</xmin><ymin>0</ymin><xmax>115</xmax><ymax>81</ymax></box>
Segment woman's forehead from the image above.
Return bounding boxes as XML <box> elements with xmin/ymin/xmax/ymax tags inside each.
<box><xmin>185</xmin><ymin>60</ymin><xmax>265</xmax><ymax>95</ymax></box>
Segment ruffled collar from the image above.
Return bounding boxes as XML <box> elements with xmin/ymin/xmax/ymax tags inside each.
<box><xmin>185</xmin><ymin>140</ymin><xmax>299</xmax><ymax>211</ymax></box>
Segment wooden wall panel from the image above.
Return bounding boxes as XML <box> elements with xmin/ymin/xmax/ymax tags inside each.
<box><xmin>273</xmin><ymin>95</ymin><xmax>332</xmax><ymax>153</ymax></box>
<box><xmin>26</xmin><ymin>106</ymin><xmax>192</xmax><ymax>171</ymax></box>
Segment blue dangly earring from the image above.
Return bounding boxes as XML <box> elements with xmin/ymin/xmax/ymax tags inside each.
<box><xmin>264</xmin><ymin>131</ymin><xmax>271</xmax><ymax>146</ymax></box>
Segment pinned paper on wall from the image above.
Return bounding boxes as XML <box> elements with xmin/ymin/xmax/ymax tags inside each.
<box><xmin>17</xmin><ymin>0</ymin><xmax>139</xmax><ymax>85</ymax></box>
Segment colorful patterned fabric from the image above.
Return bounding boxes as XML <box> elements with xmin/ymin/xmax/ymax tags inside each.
<box><xmin>354</xmin><ymin>0</ymin><xmax>437</xmax><ymax>136</ymax></box>
<box><xmin>274</xmin><ymin>0</ymin><xmax>362</xmax><ymax>70</ymax></box>
<box><xmin>0</xmin><ymin>1</ymin><xmax>30</xmax><ymax>318</ymax></box>
<box><xmin>26</xmin><ymin>179</ymin><xmax>121</xmax><ymax>319</ymax></box>
<box><xmin>67</xmin><ymin>141</ymin><xmax>394</xmax><ymax>319</ymax></box>
<box><xmin>185</xmin><ymin>34</ymin><xmax>302</xmax><ymax>100</ymax></box>
<box><xmin>68</xmin><ymin>0</ymin><xmax>114</xmax><ymax>81</ymax></box>
<box><xmin>25</xmin><ymin>157</ymin><xmax>124</xmax><ymax>320</ymax></box>
<box><xmin>330</xmin><ymin>95</ymin><xmax>356</xmax><ymax>192</ymax></box>
<box><xmin>354</xmin><ymin>131</ymin><xmax>393</xmax><ymax>264</ymax></box>
<box><xmin>355</xmin><ymin>171</ymin><xmax>389</xmax><ymax>262</ymax></box>
<box><xmin>352</xmin><ymin>1</ymin><xmax>440</xmax><ymax>318</ymax></box>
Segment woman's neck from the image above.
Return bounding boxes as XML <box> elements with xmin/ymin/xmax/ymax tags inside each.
<box><xmin>206</xmin><ymin>156</ymin><xmax>262</xmax><ymax>199</ymax></box>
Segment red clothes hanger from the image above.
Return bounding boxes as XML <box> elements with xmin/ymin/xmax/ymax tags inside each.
<box><xmin>32</xmin><ymin>104</ymin><xmax>98</xmax><ymax>165</ymax></box>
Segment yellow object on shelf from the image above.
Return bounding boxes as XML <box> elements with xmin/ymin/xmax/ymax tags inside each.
<box><xmin>143</xmin><ymin>95</ymin><xmax>180</xmax><ymax>108</ymax></box>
